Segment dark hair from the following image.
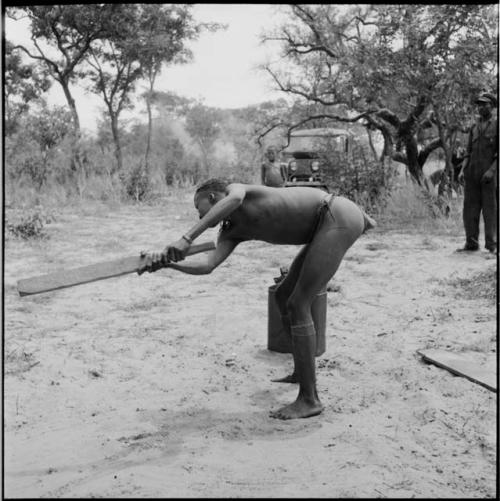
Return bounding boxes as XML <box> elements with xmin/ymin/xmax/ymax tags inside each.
<box><xmin>195</xmin><ymin>178</ymin><xmax>230</xmax><ymax>195</ymax></box>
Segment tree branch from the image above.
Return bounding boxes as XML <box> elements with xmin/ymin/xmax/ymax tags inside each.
<box><xmin>418</xmin><ymin>137</ymin><xmax>442</xmax><ymax>166</ymax></box>
<box><xmin>13</xmin><ymin>43</ymin><xmax>60</xmax><ymax>75</ymax></box>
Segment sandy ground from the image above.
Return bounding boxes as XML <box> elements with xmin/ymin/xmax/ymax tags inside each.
<box><xmin>3</xmin><ymin>192</ymin><xmax>497</xmax><ymax>498</ymax></box>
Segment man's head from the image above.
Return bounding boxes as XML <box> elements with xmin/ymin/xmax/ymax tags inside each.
<box><xmin>194</xmin><ymin>178</ymin><xmax>229</xmax><ymax>222</ymax></box>
<box><xmin>476</xmin><ymin>92</ymin><xmax>497</xmax><ymax>119</ymax></box>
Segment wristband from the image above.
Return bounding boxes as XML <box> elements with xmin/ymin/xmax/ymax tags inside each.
<box><xmin>182</xmin><ymin>234</ymin><xmax>193</xmax><ymax>244</ymax></box>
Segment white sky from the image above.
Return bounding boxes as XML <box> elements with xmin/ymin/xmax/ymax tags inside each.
<box><xmin>5</xmin><ymin>3</ymin><xmax>286</xmax><ymax>132</ymax></box>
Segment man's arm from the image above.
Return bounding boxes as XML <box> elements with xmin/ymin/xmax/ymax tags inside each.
<box><xmin>261</xmin><ymin>163</ymin><xmax>267</xmax><ymax>185</ymax></box>
<box><xmin>166</xmin><ymin>237</ymin><xmax>239</xmax><ymax>275</ymax></box>
<box><xmin>483</xmin><ymin>119</ymin><xmax>498</xmax><ymax>182</ymax></box>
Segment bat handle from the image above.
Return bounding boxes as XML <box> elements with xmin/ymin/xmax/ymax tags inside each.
<box><xmin>137</xmin><ymin>240</ymin><xmax>216</xmax><ymax>275</ymax></box>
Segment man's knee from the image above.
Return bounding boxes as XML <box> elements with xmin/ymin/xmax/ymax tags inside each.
<box><xmin>285</xmin><ymin>293</ymin><xmax>312</xmax><ymax>321</ymax></box>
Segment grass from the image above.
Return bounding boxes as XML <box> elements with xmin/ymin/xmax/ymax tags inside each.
<box><xmin>446</xmin><ymin>264</ymin><xmax>497</xmax><ymax>304</ymax></box>
<box><xmin>4</xmin><ymin>345</ymin><xmax>39</xmax><ymax>376</ymax></box>
<box><xmin>7</xmin><ymin>176</ymin><xmax>466</xmax><ymax>241</ymax></box>
<box><xmin>459</xmin><ymin>333</ymin><xmax>496</xmax><ymax>353</ymax></box>
<box><xmin>375</xmin><ymin>181</ymin><xmax>463</xmax><ymax>235</ymax></box>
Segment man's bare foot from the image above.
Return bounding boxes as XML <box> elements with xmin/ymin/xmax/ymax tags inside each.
<box><xmin>271</xmin><ymin>372</ymin><xmax>298</xmax><ymax>383</ymax></box>
<box><xmin>269</xmin><ymin>396</ymin><xmax>324</xmax><ymax>420</ymax></box>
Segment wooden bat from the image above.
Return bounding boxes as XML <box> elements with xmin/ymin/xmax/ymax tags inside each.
<box><xmin>17</xmin><ymin>241</ymin><xmax>215</xmax><ymax>297</ymax></box>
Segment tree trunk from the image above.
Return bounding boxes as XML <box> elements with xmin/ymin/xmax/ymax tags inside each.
<box><xmin>60</xmin><ymin>78</ymin><xmax>83</xmax><ymax>174</ymax></box>
<box><xmin>110</xmin><ymin>113</ymin><xmax>123</xmax><ymax>173</ymax></box>
<box><xmin>404</xmin><ymin>135</ymin><xmax>424</xmax><ymax>185</ymax></box>
<box><xmin>366</xmin><ymin>128</ymin><xmax>380</xmax><ymax>162</ymax></box>
<box><xmin>432</xmin><ymin>107</ymin><xmax>453</xmax><ymax>198</ymax></box>
<box><xmin>144</xmin><ymin>83</ymin><xmax>153</xmax><ymax>173</ymax></box>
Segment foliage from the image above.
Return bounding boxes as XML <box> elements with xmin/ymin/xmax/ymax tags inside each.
<box><xmin>318</xmin><ymin>140</ymin><xmax>395</xmax><ymax>210</ymax></box>
<box><xmin>5</xmin><ymin>104</ymin><xmax>73</xmax><ymax>188</ymax></box>
<box><xmin>150</xmin><ymin>90</ymin><xmax>194</xmax><ymax>117</ymax></box>
<box><xmin>7</xmin><ymin>5</ymin><xmax>116</xmax><ymax>133</ymax></box>
<box><xmin>120</xmin><ymin>163</ymin><xmax>150</xmax><ymax>202</ymax></box>
<box><xmin>6</xmin><ymin>205</ymin><xmax>55</xmax><ymax>240</ymax></box>
<box><xmin>6</xmin><ymin>4</ymin><xmax>216</xmax><ymax>177</ymax></box>
<box><xmin>261</xmin><ymin>4</ymin><xmax>498</xmax><ymax>186</ymax></box>
<box><xmin>137</xmin><ymin>4</ymin><xmax>201</xmax><ymax>170</ymax></box>
<box><xmin>377</xmin><ymin>180</ymin><xmax>464</xmax><ymax>234</ymax></box>
<box><xmin>4</xmin><ymin>41</ymin><xmax>51</xmax><ymax>135</ymax></box>
<box><xmin>24</xmin><ymin>104</ymin><xmax>73</xmax><ymax>150</ymax></box>
<box><xmin>184</xmin><ymin>102</ymin><xmax>222</xmax><ymax>177</ymax></box>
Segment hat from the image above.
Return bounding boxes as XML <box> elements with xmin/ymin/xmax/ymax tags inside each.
<box><xmin>476</xmin><ymin>92</ymin><xmax>498</xmax><ymax>107</ymax></box>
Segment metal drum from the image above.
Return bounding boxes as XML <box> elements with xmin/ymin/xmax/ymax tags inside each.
<box><xmin>267</xmin><ymin>284</ymin><xmax>327</xmax><ymax>356</ymax></box>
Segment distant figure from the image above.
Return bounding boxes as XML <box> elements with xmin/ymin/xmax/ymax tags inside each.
<box><xmin>261</xmin><ymin>146</ymin><xmax>285</xmax><ymax>187</ymax></box>
<box><xmin>457</xmin><ymin>92</ymin><xmax>498</xmax><ymax>254</ymax></box>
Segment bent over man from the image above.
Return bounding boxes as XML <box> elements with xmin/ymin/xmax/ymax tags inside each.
<box><xmin>140</xmin><ymin>180</ymin><xmax>376</xmax><ymax>420</ymax></box>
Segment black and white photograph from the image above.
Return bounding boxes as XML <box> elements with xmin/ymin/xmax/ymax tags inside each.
<box><xmin>3</xmin><ymin>3</ymin><xmax>498</xmax><ymax>498</ymax></box>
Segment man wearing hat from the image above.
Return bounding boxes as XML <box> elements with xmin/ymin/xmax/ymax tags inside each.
<box><xmin>457</xmin><ymin>92</ymin><xmax>498</xmax><ymax>253</ymax></box>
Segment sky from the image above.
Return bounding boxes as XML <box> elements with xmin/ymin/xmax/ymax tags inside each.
<box><xmin>5</xmin><ymin>3</ymin><xmax>286</xmax><ymax>133</ymax></box>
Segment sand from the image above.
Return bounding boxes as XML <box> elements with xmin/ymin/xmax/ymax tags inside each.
<box><xmin>3</xmin><ymin>193</ymin><xmax>497</xmax><ymax>498</ymax></box>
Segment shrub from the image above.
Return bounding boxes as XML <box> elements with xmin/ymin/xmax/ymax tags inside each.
<box><xmin>320</xmin><ymin>144</ymin><xmax>396</xmax><ymax>211</ymax></box>
<box><xmin>6</xmin><ymin>205</ymin><xmax>55</xmax><ymax>239</ymax></box>
<box><xmin>378</xmin><ymin>181</ymin><xmax>463</xmax><ymax>233</ymax></box>
<box><xmin>120</xmin><ymin>163</ymin><xmax>150</xmax><ymax>202</ymax></box>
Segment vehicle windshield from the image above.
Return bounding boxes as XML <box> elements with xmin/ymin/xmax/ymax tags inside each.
<box><xmin>284</xmin><ymin>134</ymin><xmax>347</xmax><ymax>153</ymax></box>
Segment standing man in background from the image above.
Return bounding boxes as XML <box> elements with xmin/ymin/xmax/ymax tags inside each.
<box><xmin>457</xmin><ymin>92</ymin><xmax>498</xmax><ymax>254</ymax></box>
<box><xmin>261</xmin><ymin>145</ymin><xmax>285</xmax><ymax>187</ymax></box>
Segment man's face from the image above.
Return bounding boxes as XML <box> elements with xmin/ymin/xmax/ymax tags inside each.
<box><xmin>266</xmin><ymin>149</ymin><xmax>276</xmax><ymax>161</ymax></box>
<box><xmin>194</xmin><ymin>191</ymin><xmax>223</xmax><ymax>226</ymax></box>
<box><xmin>477</xmin><ymin>101</ymin><xmax>492</xmax><ymax>118</ymax></box>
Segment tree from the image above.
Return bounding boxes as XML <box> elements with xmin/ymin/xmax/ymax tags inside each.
<box><xmin>83</xmin><ymin>5</ymin><xmax>221</xmax><ymax>174</ymax></box>
<box><xmin>4</xmin><ymin>41</ymin><xmax>51</xmax><ymax>135</ymax></box>
<box><xmin>261</xmin><ymin>4</ymin><xmax>498</xmax><ymax>188</ymax></box>
<box><xmin>83</xmin><ymin>4</ymin><xmax>142</xmax><ymax>173</ymax></box>
<box><xmin>7</xmin><ymin>5</ymin><xmax>116</xmax><ymax>170</ymax></box>
<box><xmin>6</xmin><ymin>104</ymin><xmax>73</xmax><ymax>188</ymax></box>
<box><xmin>184</xmin><ymin>102</ymin><xmax>222</xmax><ymax>177</ymax></box>
<box><xmin>135</xmin><ymin>4</ymin><xmax>210</xmax><ymax>172</ymax></box>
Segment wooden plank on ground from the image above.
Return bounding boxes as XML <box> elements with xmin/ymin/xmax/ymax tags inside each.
<box><xmin>417</xmin><ymin>349</ymin><xmax>497</xmax><ymax>393</ymax></box>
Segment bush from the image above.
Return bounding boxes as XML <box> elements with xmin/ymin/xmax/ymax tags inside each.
<box><xmin>120</xmin><ymin>163</ymin><xmax>150</xmax><ymax>201</ymax></box>
<box><xmin>377</xmin><ymin>181</ymin><xmax>463</xmax><ymax>234</ymax></box>
<box><xmin>6</xmin><ymin>205</ymin><xmax>55</xmax><ymax>239</ymax></box>
<box><xmin>320</xmin><ymin>144</ymin><xmax>395</xmax><ymax>211</ymax></box>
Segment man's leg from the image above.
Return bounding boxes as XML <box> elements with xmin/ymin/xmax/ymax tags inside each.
<box><xmin>270</xmin><ymin>197</ymin><xmax>365</xmax><ymax>420</ymax></box>
<box><xmin>482</xmin><ymin>180</ymin><xmax>497</xmax><ymax>252</ymax></box>
<box><xmin>272</xmin><ymin>246</ymin><xmax>308</xmax><ymax>383</ymax></box>
<box><xmin>460</xmin><ymin>180</ymin><xmax>481</xmax><ymax>250</ymax></box>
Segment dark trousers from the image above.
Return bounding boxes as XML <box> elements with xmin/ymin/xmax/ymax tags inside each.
<box><xmin>463</xmin><ymin>177</ymin><xmax>497</xmax><ymax>250</ymax></box>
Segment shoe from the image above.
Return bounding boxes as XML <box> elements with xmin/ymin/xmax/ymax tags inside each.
<box><xmin>485</xmin><ymin>246</ymin><xmax>497</xmax><ymax>254</ymax></box>
<box><xmin>455</xmin><ymin>246</ymin><xmax>479</xmax><ymax>252</ymax></box>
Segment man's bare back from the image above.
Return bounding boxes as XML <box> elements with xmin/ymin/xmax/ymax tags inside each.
<box><xmin>218</xmin><ymin>184</ymin><xmax>329</xmax><ymax>245</ymax></box>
